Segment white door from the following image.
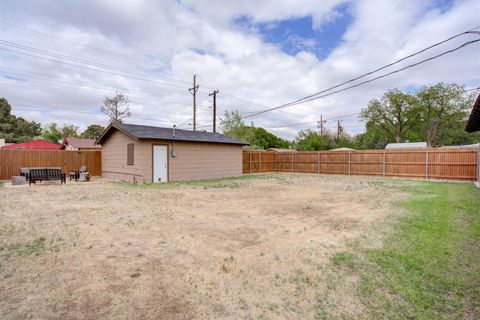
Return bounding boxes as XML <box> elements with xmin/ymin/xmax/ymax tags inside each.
<box><xmin>153</xmin><ymin>145</ymin><xmax>168</xmax><ymax>183</ymax></box>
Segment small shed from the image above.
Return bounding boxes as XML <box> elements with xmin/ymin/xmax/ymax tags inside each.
<box><xmin>466</xmin><ymin>94</ymin><xmax>480</xmax><ymax>133</ymax></box>
<box><xmin>385</xmin><ymin>142</ymin><xmax>427</xmax><ymax>150</ymax></box>
<box><xmin>96</xmin><ymin>122</ymin><xmax>247</xmax><ymax>183</ymax></box>
<box><xmin>329</xmin><ymin>147</ymin><xmax>356</xmax><ymax>152</ymax></box>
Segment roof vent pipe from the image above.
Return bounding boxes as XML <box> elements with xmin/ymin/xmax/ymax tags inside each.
<box><xmin>172</xmin><ymin>125</ymin><xmax>176</xmax><ymax>138</ymax></box>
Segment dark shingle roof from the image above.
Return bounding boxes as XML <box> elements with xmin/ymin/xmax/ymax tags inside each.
<box><xmin>466</xmin><ymin>94</ymin><xmax>480</xmax><ymax>133</ymax></box>
<box><xmin>97</xmin><ymin>122</ymin><xmax>247</xmax><ymax>145</ymax></box>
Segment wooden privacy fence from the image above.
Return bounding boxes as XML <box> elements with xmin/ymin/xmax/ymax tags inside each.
<box><xmin>243</xmin><ymin>149</ymin><xmax>480</xmax><ymax>181</ymax></box>
<box><xmin>0</xmin><ymin>150</ymin><xmax>102</xmax><ymax>180</ymax></box>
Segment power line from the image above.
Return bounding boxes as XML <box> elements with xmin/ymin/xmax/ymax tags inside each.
<box><xmin>13</xmin><ymin>105</ymin><xmax>184</xmax><ymax>126</ymax></box>
<box><xmin>0</xmin><ymin>19</ymin><xmax>193</xmax><ymax>86</ymax></box>
<box><xmin>0</xmin><ymin>67</ymin><xmax>191</xmax><ymax>105</ymax></box>
<box><xmin>0</xmin><ymin>46</ymin><xmax>193</xmax><ymax>90</ymax></box>
<box><xmin>262</xmin><ymin>86</ymin><xmax>480</xmax><ymax>130</ymax></box>
<box><xmin>241</xmin><ymin>30</ymin><xmax>480</xmax><ymax>119</ymax></box>
<box><xmin>0</xmin><ymin>39</ymin><xmax>171</xmax><ymax>80</ymax></box>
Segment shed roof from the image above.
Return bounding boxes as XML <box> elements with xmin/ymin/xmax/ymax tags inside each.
<box><xmin>385</xmin><ymin>142</ymin><xmax>427</xmax><ymax>150</ymax></box>
<box><xmin>266</xmin><ymin>148</ymin><xmax>297</xmax><ymax>152</ymax></box>
<box><xmin>0</xmin><ymin>139</ymin><xmax>60</xmax><ymax>150</ymax></box>
<box><xmin>96</xmin><ymin>122</ymin><xmax>248</xmax><ymax>145</ymax></box>
<box><xmin>465</xmin><ymin>94</ymin><xmax>480</xmax><ymax>133</ymax></box>
<box><xmin>329</xmin><ymin>147</ymin><xmax>356</xmax><ymax>151</ymax></box>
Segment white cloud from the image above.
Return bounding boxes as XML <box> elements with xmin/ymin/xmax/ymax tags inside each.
<box><xmin>0</xmin><ymin>0</ymin><xmax>478</xmax><ymax>139</ymax></box>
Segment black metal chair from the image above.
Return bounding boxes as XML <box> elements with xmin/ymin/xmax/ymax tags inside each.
<box><xmin>69</xmin><ymin>165</ymin><xmax>87</xmax><ymax>181</ymax></box>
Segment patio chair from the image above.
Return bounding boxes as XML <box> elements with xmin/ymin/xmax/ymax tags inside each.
<box><xmin>69</xmin><ymin>165</ymin><xmax>88</xmax><ymax>181</ymax></box>
<box><xmin>19</xmin><ymin>167</ymin><xmax>30</xmax><ymax>181</ymax></box>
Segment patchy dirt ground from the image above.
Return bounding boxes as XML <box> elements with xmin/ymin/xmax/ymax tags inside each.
<box><xmin>0</xmin><ymin>174</ymin><xmax>415</xmax><ymax>319</ymax></box>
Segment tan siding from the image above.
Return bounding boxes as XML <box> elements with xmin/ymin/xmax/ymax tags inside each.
<box><xmin>169</xmin><ymin>141</ymin><xmax>242</xmax><ymax>181</ymax></box>
<box><xmin>101</xmin><ymin>130</ymin><xmax>151</xmax><ymax>183</ymax></box>
<box><xmin>101</xmin><ymin>130</ymin><xmax>243</xmax><ymax>182</ymax></box>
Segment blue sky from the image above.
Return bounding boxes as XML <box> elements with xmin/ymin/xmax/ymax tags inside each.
<box><xmin>237</xmin><ymin>4</ymin><xmax>352</xmax><ymax>59</ymax></box>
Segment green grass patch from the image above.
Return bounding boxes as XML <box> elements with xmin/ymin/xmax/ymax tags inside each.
<box><xmin>0</xmin><ymin>237</ymin><xmax>47</xmax><ymax>258</ymax></box>
<box><xmin>344</xmin><ymin>182</ymin><xmax>480</xmax><ymax>319</ymax></box>
<box><xmin>330</xmin><ymin>252</ymin><xmax>357</xmax><ymax>270</ymax></box>
<box><xmin>0</xmin><ymin>181</ymin><xmax>4</xmax><ymax>188</ymax></box>
<box><xmin>117</xmin><ymin>174</ymin><xmax>275</xmax><ymax>189</ymax></box>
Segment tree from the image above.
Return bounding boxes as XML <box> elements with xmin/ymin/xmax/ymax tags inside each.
<box><xmin>0</xmin><ymin>98</ymin><xmax>42</xmax><ymax>143</ymax></box>
<box><xmin>360</xmin><ymin>89</ymin><xmax>420</xmax><ymax>143</ymax></box>
<box><xmin>358</xmin><ymin>83</ymin><xmax>480</xmax><ymax>149</ymax></box>
<box><xmin>42</xmin><ymin>123</ymin><xmax>79</xmax><ymax>143</ymax></box>
<box><xmin>81</xmin><ymin>124</ymin><xmax>105</xmax><ymax>140</ymax></box>
<box><xmin>41</xmin><ymin>123</ymin><xmax>62</xmax><ymax>143</ymax></box>
<box><xmin>219</xmin><ymin>110</ymin><xmax>243</xmax><ymax>133</ymax></box>
<box><xmin>101</xmin><ymin>91</ymin><xmax>131</xmax><ymax>123</ymax></box>
<box><xmin>294</xmin><ymin>129</ymin><xmax>359</xmax><ymax>151</ymax></box>
<box><xmin>415</xmin><ymin>83</ymin><xmax>474</xmax><ymax>147</ymax></box>
<box><xmin>219</xmin><ymin>110</ymin><xmax>292</xmax><ymax>149</ymax></box>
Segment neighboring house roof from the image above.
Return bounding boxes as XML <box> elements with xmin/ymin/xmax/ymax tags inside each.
<box><xmin>266</xmin><ymin>148</ymin><xmax>297</xmax><ymax>152</ymax></box>
<box><xmin>466</xmin><ymin>94</ymin><xmax>480</xmax><ymax>133</ymax></box>
<box><xmin>385</xmin><ymin>142</ymin><xmax>428</xmax><ymax>150</ymax></box>
<box><xmin>96</xmin><ymin>122</ymin><xmax>248</xmax><ymax>145</ymax></box>
<box><xmin>0</xmin><ymin>139</ymin><xmax>60</xmax><ymax>150</ymax></box>
<box><xmin>60</xmin><ymin>137</ymin><xmax>102</xmax><ymax>149</ymax></box>
<box><xmin>329</xmin><ymin>147</ymin><xmax>356</xmax><ymax>151</ymax></box>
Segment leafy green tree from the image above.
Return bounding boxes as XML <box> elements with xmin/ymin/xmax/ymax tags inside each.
<box><xmin>41</xmin><ymin>123</ymin><xmax>62</xmax><ymax>143</ymax></box>
<box><xmin>250</xmin><ymin>127</ymin><xmax>291</xmax><ymax>149</ymax></box>
<box><xmin>359</xmin><ymin>84</ymin><xmax>480</xmax><ymax>148</ymax></box>
<box><xmin>219</xmin><ymin>111</ymin><xmax>243</xmax><ymax>133</ymax></box>
<box><xmin>295</xmin><ymin>129</ymin><xmax>333</xmax><ymax>151</ymax></box>
<box><xmin>360</xmin><ymin>89</ymin><xmax>420</xmax><ymax>143</ymax></box>
<box><xmin>415</xmin><ymin>83</ymin><xmax>475</xmax><ymax>147</ymax></box>
<box><xmin>295</xmin><ymin>129</ymin><xmax>359</xmax><ymax>151</ymax></box>
<box><xmin>0</xmin><ymin>98</ymin><xmax>42</xmax><ymax>143</ymax></box>
<box><xmin>42</xmin><ymin>123</ymin><xmax>79</xmax><ymax>143</ymax></box>
<box><xmin>81</xmin><ymin>124</ymin><xmax>105</xmax><ymax>140</ymax></box>
<box><xmin>219</xmin><ymin>110</ymin><xmax>292</xmax><ymax>149</ymax></box>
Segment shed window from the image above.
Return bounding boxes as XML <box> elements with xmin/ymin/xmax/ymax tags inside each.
<box><xmin>127</xmin><ymin>143</ymin><xmax>134</xmax><ymax>165</ymax></box>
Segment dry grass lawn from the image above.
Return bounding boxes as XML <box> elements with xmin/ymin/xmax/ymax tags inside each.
<box><xmin>0</xmin><ymin>174</ymin><xmax>414</xmax><ymax>319</ymax></box>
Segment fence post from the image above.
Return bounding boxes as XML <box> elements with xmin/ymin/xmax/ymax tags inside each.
<box><xmin>259</xmin><ymin>152</ymin><xmax>262</xmax><ymax>173</ymax></box>
<box><xmin>383</xmin><ymin>151</ymin><xmax>386</xmax><ymax>177</ymax></box>
<box><xmin>291</xmin><ymin>152</ymin><xmax>294</xmax><ymax>173</ymax></box>
<box><xmin>249</xmin><ymin>152</ymin><xmax>252</xmax><ymax>173</ymax></box>
<box><xmin>275</xmin><ymin>153</ymin><xmax>278</xmax><ymax>173</ymax></box>
<box><xmin>317</xmin><ymin>151</ymin><xmax>320</xmax><ymax>174</ymax></box>
<box><xmin>348</xmin><ymin>152</ymin><xmax>351</xmax><ymax>176</ymax></box>
<box><xmin>425</xmin><ymin>150</ymin><xmax>429</xmax><ymax>179</ymax></box>
<box><xmin>477</xmin><ymin>149</ymin><xmax>480</xmax><ymax>182</ymax></box>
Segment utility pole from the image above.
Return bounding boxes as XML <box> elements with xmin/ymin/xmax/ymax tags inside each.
<box><xmin>317</xmin><ymin>115</ymin><xmax>327</xmax><ymax>135</ymax></box>
<box><xmin>336</xmin><ymin>120</ymin><xmax>343</xmax><ymax>143</ymax></box>
<box><xmin>209</xmin><ymin>90</ymin><xmax>219</xmax><ymax>133</ymax></box>
<box><xmin>188</xmin><ymin>74</ymin><xmax>199</xmax><ymax>131</ymax></box>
